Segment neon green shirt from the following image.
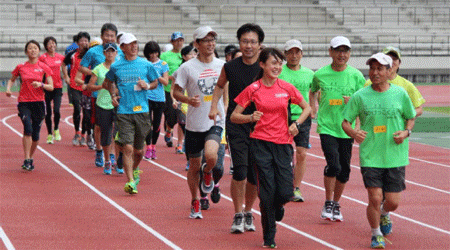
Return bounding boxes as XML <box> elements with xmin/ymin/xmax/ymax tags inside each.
<box><xmin>160</xmin><ymin>50</ymin><xmax>182</xmax><ymax>92</ymax></box>
<box><xmin>279</xmin><ymin>64</ymin><xmax>314</xmax><ymax>120</ymax></box>
<box><xmin>343</xmin><ymin>85</ymin><xmax>416</xmax><ymax>168</ymax></box>
<box><xmin>365</xmin><ymin>74</ymin><xmax>426</xmax><ymax>108</ymax></box>
<box><xmin>92</xmin><ymin>63</ymin><xmax>114</xmax><ymax>110</ymax></box>
<box><xmin>311</xmin><ymin>65</ymin><xmax>365</xmax><ymax>138</ymax></box>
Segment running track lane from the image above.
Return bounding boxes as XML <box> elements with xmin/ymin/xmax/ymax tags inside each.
<box><xmin>1</xmin><ymin>93</ymin><xmax>449</xmax><ymax>249</ymax></box>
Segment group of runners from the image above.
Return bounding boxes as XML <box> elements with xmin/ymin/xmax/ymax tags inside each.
<box><xmin>6</xmin><ymin>21</ymin><xmax>426</xmax><ymax>249</ymax></box>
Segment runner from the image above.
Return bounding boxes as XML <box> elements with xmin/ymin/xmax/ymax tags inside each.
<box><xmin>5</xmin><ymin>40</ymin><xmax>54</xmax><ymax>171</ymax></box>
<box><xmin>278</xmin><ymin>39</ymin><xmax>314</xmax><ymax>202</ymax></box>
<box><xmin>78</xmin><ymin>23</ymin><xmax>123</xmax><ymax>168</ymax></box>
<box><xmin>62</xmin><ymin>32</ymin><xmax>90</xmax><ymax>147</ymax></box>
<box><xmin>39</xmin><ymin>36</ymin><xmax>66</xmax><ymax>144</ymax></box>
<box><xmin>209</xmin><ymin>23</ymin><xmax>264</xmax><ymax>233</ymax></box>
<box><xmin>86</xmin><ymin>42</ymin><xmax>123</xmax><ymax>175</ymax></box>
<box><xmin>103</xmin><ymin>33</ymin><xmax>159</xmax><ymax>194</ymax></box>
<box><xmin>224</xmin><ymin>44</ymin><xmax>238</xmax><ymax>62</ymax></box>
<box><xmin>310</xmin><ymin>36</ymin><xmax>365</xmax><ymax>222</ymax></box>
<box><xmin>142</xmin><ymin>41</ymin><xmax>169</xmax><ymax>160</ymax></box>
<box><xmin>365</xmin><ymin>46</ymin><xmax>425</xmax><ymax>117</ymax></box>
<box><xmin>173</xmin><ymin>26</ymin><xmax>225</xmax><ymax>219</ymax></box>
<box><xmin>231</xmin><ymin>47</ymin><xmax>311</xmax><ymax>248</ymax></box>
<box><xmin>160</xmin><ymin>31</ymin><xmax>184</xmax><ymax>148</ymax></box>
<box><xmin>342</xmin><ymin>53</ymin><xmax>416</xmax><ymax>249</ymax></box>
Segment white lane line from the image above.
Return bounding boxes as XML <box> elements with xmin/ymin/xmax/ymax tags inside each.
<box><xmin>63</xmin><ymin>116</ymin><xmax>450</xmax><ymax>195</ymax></box>
<box><xmin>0</xmin><ymin>226</ymin><xmax>15</xmax><ymax>250</ymax></box>
<box><xmin>63</xmin><ymin>117</ymin><xmax>449</xmax><ymax>232</ymax></box>
<box><xmin>309</xmin><ymin>135</ymin><xmax>450</xmax><ymax>168</ymax></box>
<box><xmin>2</xmin><ymin>115</ymin><xmax>182</xmax><ymax>250</ymax></box>
<box><xmin>148</xmin><ymin>160</ymin><xmax>343</xmax><ymax>250</ymax></box>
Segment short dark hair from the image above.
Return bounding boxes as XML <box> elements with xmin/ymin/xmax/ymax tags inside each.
<box><xmin>24</xmin><ymin>40</ymin><xmax>40</xmax><ymax>53</ymax></box>
<box><xmin>72</xmin><ymin>35</ymin><xmax>78</xmax><ymax>42</ymax></box>
<box><xmin>76</xmin><ymin>32</ymin><xmax>90</xmax><ymax>42</ymax></box>
<box><xmin>237</xmin><ymin>23</ymin><xmax>265</xmax><ymax>43</ymax></box>
<box><xmin>101</xmin><ymin>23</ymin><xmax>118</xmax><ymax>36</ymax></box>
<box><xmin>143</xmin><ymin>41</ymin><xmax>161</xmax><ymax>59</ymax></box>
<box><xmin>255</xmin><ymin>47</ymin><xmax>285</xmax><ymax>81</ymax></box>
<box><xmin>43</xmin><ymin>36</ymin><xmax>57</xmax><ymax>51</ymax></box>
<box><xmin>224</xmin><ymin>44</ymin><xmax>237</xmax><ymax>55</ymax></box>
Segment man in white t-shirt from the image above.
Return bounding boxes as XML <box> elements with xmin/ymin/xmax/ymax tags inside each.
<box><xmin>173</xmin><ymin>26</ymin><xmax>225</xmax><ymax>219</ymax></box>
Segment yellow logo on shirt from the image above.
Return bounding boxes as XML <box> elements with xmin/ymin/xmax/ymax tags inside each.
<box><xmin>133</xmin><ymin>106</ymin><xmax>142</xmax><ymax>112</ymax></box>
<box><xmin>329</xmin><ymin>99</ymin><xmax>343</xmax><ymax>106</ymax></box>
<box><xmin>373</xmin><ymin>125</ymin><xmax>387</xmax><ymax>133</ymax></box>
<box><xmin>203</xmin><ymin>95</ymin><xmax>212</xmax><ymax>102</ymax></box>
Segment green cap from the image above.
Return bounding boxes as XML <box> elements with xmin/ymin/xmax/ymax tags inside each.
<box><xmin>382</xmin><ymin>46</ymin><xmax>401</xmax><ymax>60</ymax></box>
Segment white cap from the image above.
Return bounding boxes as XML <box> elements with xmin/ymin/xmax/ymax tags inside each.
<box><xmin>162</xmin><ymin>43</ymin><xmax>173</xmax><ymax>52</ymax></box>
<box><xmin>119</xmin><ymin>33</ymin><xmax>137</xmax><ymax>45</ymax></box>
<box><xmin>193</xmin><ymin>26</ymin><xmax>217</xmax><ymax>40</ymax></box>
<box><xmin>330</xmin><ymin>36</ymin><xmax>351</xmax><ymax>49</ymax></box>
<box><xmin>366</xmin><ymin>52</ymin><xmax>393</xmax><ymax>68</ymax></box>
<box><xmin>284</xmin><ymin>39</ymin><xmax>303</xmax><ymax>51</ymax></box>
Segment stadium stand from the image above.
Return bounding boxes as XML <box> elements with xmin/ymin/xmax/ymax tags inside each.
<box><xmin>0</xmin><ymin>0</ymin><xmax>449</xmax><ymax>82</ymax></box>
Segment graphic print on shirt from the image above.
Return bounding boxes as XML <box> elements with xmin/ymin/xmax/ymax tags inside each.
<box><xmin>198</xmin><ymin>69</ymin><xmax>219</xmax><ymax>96</ymax></box>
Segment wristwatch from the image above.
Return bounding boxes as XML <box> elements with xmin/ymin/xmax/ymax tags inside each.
<box><xmin>295</xmin><ymin>121</ymin><xmax>301</xmax><ymax>130</ymax></box>
<box><xmin>406</xmin><ymin>129</ymin><xmax>412</xmax><ymax>137</ymax></box>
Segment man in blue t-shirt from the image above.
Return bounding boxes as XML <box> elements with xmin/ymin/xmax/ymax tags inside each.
<box><xmin>77</xmin><ymin>23</ymin><xmax>124</xmax><ymax>169</ymax></box>
<box><xmin>103</xmin><ymin>33</ymin><xmax>159</xmax><ymax>195</ymax></box>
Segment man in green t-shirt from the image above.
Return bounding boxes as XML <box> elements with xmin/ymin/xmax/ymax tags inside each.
<box><xmin>365</xmin><ymin>46</ymin><xmax>425</xmax><ymax>117</ymax></box>
<box><xmin>279</xmin><ymin>39</ymin><xmax>314</xmax><ymax>202</ymax></box>
<box><xmin>342</xmin><ymin>53</ymin><xmax>416</xmax><ymax>249</ymax></box>
<box><xmin>309</xmin><ymin>36</ymin><xmax>365</xmax><ymax>222</ymax></box>
<box><xmin>160</xmin><ymin>31</ymin><xmax>184</xmax><ymax>147</ymax></box>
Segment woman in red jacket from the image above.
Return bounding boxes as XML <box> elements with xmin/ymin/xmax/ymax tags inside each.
<box><xmin>6</xmin><ymin>40</ymin><xmax>54</xmax><ymax>171</ymax></box>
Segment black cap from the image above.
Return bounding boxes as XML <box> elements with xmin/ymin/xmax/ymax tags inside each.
<box><xmin>224</xmin><ymin>44</ymin><xmax>238</xmax><ymax>55</ymax></box>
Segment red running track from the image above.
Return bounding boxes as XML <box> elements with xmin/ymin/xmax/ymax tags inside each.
<box><xmin>1</xmin><ymin>93</ymin><xmax>449</xmax><ymax>249</ymax></box>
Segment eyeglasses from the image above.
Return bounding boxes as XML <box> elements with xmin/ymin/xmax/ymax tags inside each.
<box><xmin>200</xmin><ymin>38</ymin><xmax>216</xmax><ymax>43</ymax></box>
<box><xmin>240</xmin><ymin>40</ymin><xmax>259</xmax><ymax>45</ymax></box>
<box><xmin>332</xmin><ymin>48</ymin><xmax>350</xmax><ymax>53</ymax></box>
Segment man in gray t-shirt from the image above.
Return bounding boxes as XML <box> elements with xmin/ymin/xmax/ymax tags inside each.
<box><xmin>173</xmin><ymin>26</ymin><xmax>225</xmax><ymax>219</ymax></box>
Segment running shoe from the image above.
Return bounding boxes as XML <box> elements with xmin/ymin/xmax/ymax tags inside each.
<box><xmin>22</xmin><ymin>159</ymin><xmax>32</xmax><ymax>171</ymax></box>
<box><xmin>370</xmin><ymin>235</ymin><xmax>385</xmax><ymax>249</ymax></box>
<box><xmin>321</xmin><ymin>200</ymin><xmax>334</xmax><ymax>220</ymax></box>
<box><xmin>144</xmin><ymin>147</ymin><xmax>152</xmax><ymax>160</ymax></box>
<box><xmin>72</xmin><ymin>134</ymin><xmax>80</xmax><ymax>146</ymax></box>
<box><xmin>244</xmin><ymin>212</ymin><xmax>256</xmax><ymax>231</ymax></box>
<box><xmin>164</xmin><ymin>131</ymin><xmax>173</xmax><ymax>147</ymax></box>
<box><xmin>230</xmin><ymin>213</ymin><xmax>245</xmax><ymax>233</ymax></box>
<box><xmin>185</xmin><ymin>161</ymin><xmax>190</xmax><ymax>171</ymax></box>
<box><xmin>175</xmin><ymin>144</ymin><xmax>184</xmax><ymax>154</ymax></box>
<box><xmin>200</xmin><ymin>163</ymin><xmax>214</xmax><ymax>194</ymax></box>
<box><xmin>80</xmin><ymin>136</ymin><xmax>87</xmax><ymax>146</ymax></box>
<box><xmin>275</xmin><ymin>206</ymin><xmax>285</xmax><ymax>221</ymax></box>
<box><xmin>291</xmin><ymin>187</ymin><xmax>304</xmax><ymax>202</ymax></box>
<box><xmin>211</xmin><ymin>185</ymin><xmax>221</xmax><ymax>203</ymax></box>
<box><xmin>124</xmin><ymin>181</ymin><xmax>138</xmax><ymax>194</ymax></box>
<box><xmin>189</xmin><ymin>200</ymin><xmax>203</xmax><ymax>219</ymax></box>
<box><xmin>263</xmin><ymin>242</ymin><xmax>277</xmax><ymax>249</ymax></box>
<box><xmin>133</xmin><ymin>167</ymin><xmax>142</xmax><ymax>185</ymax></box>
<box><xmin>103</xmin><ymin>161</ymin><xmax>112</xmax><ymax>175</ymax></box>
<box><xmin>87</xmin><ymin>135</ymin><xmax>95</xmax><ymax>150</ymax></box>
<box><xmin>380</xmin><ymin>213</ymin><xmax>393</xmax><ymax>236</ymax></box>
<box><xmin>151</xmin><ymin>148</ymin><xmax>157</xmax><ymax>160</ymax></box>
<box><xmin>46</xmin><ymin>134</ymin><xmax>54</xmax><ymax>144</ymax></box>
<box><xmin>200</xmin><ymin>197</ymin><xmax>210</xmax><ymax>210</ymax></box>
<box><xmin>115</xmin><ymin>165</ymin><xmax>124</xmax><ymax>174</ymax></box>
<box><xmin>53</xmin><ymin>129</ymin><xmax>61</xmax><ymax>141</ymax></box>
<box><xmin>28</xmin><ymin>158</ymin><xmax>35</xmax><ymax>171</ymax></box>
<box><xmin>332</xmin><ymin>202</ymin><xmax>343</xmax><ymax>222</ymax></box>
<box><xmin>95</xmin><ymin>150</ymin><xmax>104</xmax><ymax>167</ymax></box>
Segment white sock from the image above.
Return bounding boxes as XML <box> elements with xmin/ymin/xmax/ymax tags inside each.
<box><xmin>380</xmin><ymin>203</ymin><xmax>389</xmax><ymax>216</ymax></box>
<box><xmin>371</xmin><ymin>227</ymin><xmax>383</xmax><ymax>237</ymax></box>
